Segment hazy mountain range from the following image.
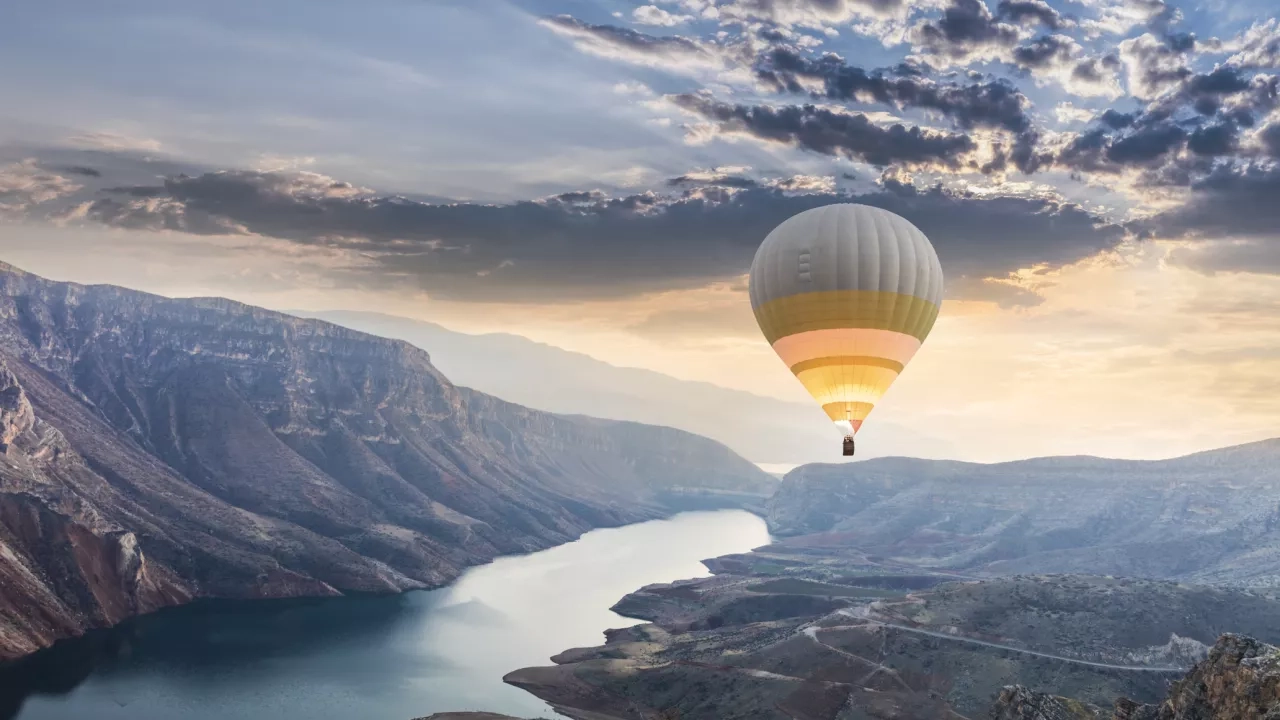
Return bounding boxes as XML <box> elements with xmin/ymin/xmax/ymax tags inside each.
<box><xmin>294</xmin><ymin>310</ymin><xmax>959</xmax><ymax>468</ymax></box>
<box><xmin>0</xmin><ymin>261</ymin><xmax>772</xmax><ymax>660</ymax></box>
<box><xmin>766</xmin><ymin>442</ymin><xmax>1280</xmax><ymax>586</ymax></box>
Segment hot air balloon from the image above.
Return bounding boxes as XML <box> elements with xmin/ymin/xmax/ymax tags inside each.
<box><xmin>748</xmin><ymin>204</ymin><xmax>943</xmax><ymax>456</ymax></box>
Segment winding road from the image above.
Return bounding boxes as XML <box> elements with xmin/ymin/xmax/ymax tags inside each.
<box><xmin>813</xmin><ymin>609</ymin><xmax>1187</xmax><ymax>674</ymax></box>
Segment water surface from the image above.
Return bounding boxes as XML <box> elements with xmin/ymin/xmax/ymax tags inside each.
<box><xmin>3</xmin><ymin>510</ymin><xmax>769</xmax><ymax>720</ymax></box>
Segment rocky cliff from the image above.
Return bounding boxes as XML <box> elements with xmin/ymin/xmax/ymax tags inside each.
<box><xmin>767</xmin><ymin>447</ymin><xmax>1280</xmax><ymax>585</ymax></box>
<box><xmin>1116</xmin><ymin>634</ymin><xmax>1280</xmax><ymax>719</ymax></box>
<box><xmin>993</xmin><ymin>634</ymin><xmax>1280</xmax><ymax>719</ymax></box>
<box><xmin>0</xmin><ymin>261</ymin><xmax>773</xmax><ymax>659</ymax></box>
<box><xmin>989</xmin><ymin>686</ymin><xmax>1104</xmax><ymax>719</ymax></box>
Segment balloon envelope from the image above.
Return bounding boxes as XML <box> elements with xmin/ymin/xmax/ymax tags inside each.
<box><xmin>748</xmin><ymin>204</ymin><xmax>943</xmax><ymax>435</ymax></box>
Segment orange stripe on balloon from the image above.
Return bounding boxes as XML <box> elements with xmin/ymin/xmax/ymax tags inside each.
<box><xmin>771</xmin><ymin>328</ymin><xmax>922</xmax><ymax>369</ymax></box>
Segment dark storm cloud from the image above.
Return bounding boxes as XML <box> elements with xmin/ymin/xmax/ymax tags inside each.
<box><xmin>1052</xmin><ymin>60</ymin><xmax>1274</xmax><ymax>177</ymax></box>
<box><xmin>1054</xmin><ymin>119</ymin><xmax>1189</xmax><ymax>174</ymax></box>
<box><xmin>910</xmin><ymin>0</ymin><xmax>1023</xmax><ymax>64</ymax></box>
<box><xmin>669</xmin><ymin>93</ymin><xmax>977</xmax><ymax>167</ymax></box>
<box><xmin>1104</xmin><ymin>122</ymin><xmax>1186</xmax><ymax>165</ymax></box>
<box><xmin>1146</xmin><ymin>163</ymin><xmax>1280</xmax><ymax>274</ymax></box>
<box><xmin>1098</xmin><ymin>109</ymin><xmax>1136</xmax><ymax>130</ymax></box>
<box><xmin>1149</xmin><ymin>163</ymin><xmax>1280</xmax><ymax>239</ymax></box>
<box><xmin>55</xmin><ymin>165</ymin><xmax>102</xmax><ymax>177</ymax></box>
<box><xmin>995</xmin><ymin>0</ymin><xmax>1065</xmax><ymax>30</ymax></box>
<box><xmin>75</xmin><ymin>167</ymin><xmax>1127</xmax><ymax>302</ymax></box>
<box><xmin>1185</xmin><ymin>123</ymin><xmax>1237</xmax><ymax>156</ymax></box>
<box><xmin>1011</xmin><ymin>34</ymin><xmax>1075</xmax><ymax>68</ymax></box>
<box><xmin>757</xmin><ymin>48</ymin><xmax>1033</xmax><ymax>134</ymax></box>
<box><xmin>752</xmin><ymin>48</ymin><xmax>1049</xmax><ymax>173</ymax></box>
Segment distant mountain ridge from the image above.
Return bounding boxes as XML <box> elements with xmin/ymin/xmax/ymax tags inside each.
<box><xmin>766</xmin><ymin>439</ymin><xmax>1280</xmax><ymax>585</ymax></box>
<box><xmin>295</xmin><ymin>310</ymin><xmax>958</xmax><ymax>466</ymax></box>
<box><xmin>0</xmin><ymin>261</ymin><xmax>773</xmax><ymax>660</ymax></box>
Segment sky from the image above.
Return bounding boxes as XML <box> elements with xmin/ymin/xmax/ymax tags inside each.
<box><xmin>1</xmin><ymin>0</ymin><xmax>1279</xmax><ymax>462</ymax></box>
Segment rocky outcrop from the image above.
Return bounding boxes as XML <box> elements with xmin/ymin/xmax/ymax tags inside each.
<box><xmin>766</xmin><ymin>445</ymin><xmax>1280</xmax><ymax>585</ymax></box>
<box><xmin>997</xmin><ymin>635</ymin><xmax>1280</xmax><ymax>719</ymax></box>
<box><xmin>1125</xmin><ymin>634</ymin><xmax>1280</xmax><ymax>719</ymax></box>
<box><xmin>0</xmin><ymin>261</ymin><xmax>773</xmax><ymax>659</ymax></box>
<box><xmin>0</xmin><ymin>363</ymin><xmax>34</xmax><ymax>451</ymax></box>
<box><xmin>990</xmin><ymin>686</ymin><xmax>1104</xmax><ymax>719</ymax></box>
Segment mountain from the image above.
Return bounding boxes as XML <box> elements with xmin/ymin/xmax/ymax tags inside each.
<box><xmin>0</xmin><ymin>261</ymin><xmax>773</xmax><ymax>660</ymax></box>
<box><xmin>765</xmin><ymin>442</ymin><xmax>1280</xmax><ymax>585</ymax></box>
<box><xmin>294</xmin><ymin>310</ymin><xmax>959</xmax><ymax>466</ymax></box>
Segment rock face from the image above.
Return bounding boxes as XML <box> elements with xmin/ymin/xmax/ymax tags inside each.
<box><xmin>989</xmin><ymin>686</ymin><xmax>1104</xmax><ymax>719</ymax></box>
<box><xmin>995</xmin><ymin>635</ymin><xmax>1280</xmax><ymax>719</ymax></box>
<box><xmin>0</xmin><ymin>261</ymin><xmax>773</xmax><ymax>659</ymax></box>
<box><xmin>1138</xmin><ymin>634</ymin><xmax>1280</xmax><ymax>719</ymax></box>
<box><xmin>767</xmin><ymin>447</ymin><xmax>1280</xmax><ymax>585</ymax></box>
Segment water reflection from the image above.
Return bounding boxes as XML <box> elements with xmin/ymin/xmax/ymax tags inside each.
<box><xmin>1</xmin><ymin>510</ymin><xmax>769</xmax><ymax>720</ymax></box>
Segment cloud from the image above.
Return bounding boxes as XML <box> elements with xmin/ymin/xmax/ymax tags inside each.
<box><xmin>1262</xmin><ymin>121</ymin><xmax>1280</xmax><ymax>157</ymax></box>
<box><xmin>1118</xmin><ymin>32</ymin><xmax>1195</xmax><ymax>99</ymax></box>
<box><xmin>1148</xmin><ymin>163</ymin><xmax>1280</xmax><ymax>273</ymax></box>
<box><xmin>718</xmin><ymin>0</ymin><xmax>909</xmax><ymax>26</ymax></box>
<box><xmin>0</xmin><ymin>160</ymin><xmax>83</xmax><ymax>219</ymax></box>
<box><xmin>59</xmin><ymin>164</ymin><xmax>1128</xmax><ymax>304</ymax></box>
<box><xmin>666</xmin><ymin>167</ymin><xmax>760</xmax><ymax>188</ymax></box>
<box><xmin>1077</xmin><ymin>0</ymin><xmax>1177</xmax><ymax>37</ymax></box>
<box><xmin>1054</xmin><ymin>102</ymin><xmax>1096</xmax><ymax>124</ymax></box>
<box><xmin>756</xmin><ymin>47</ymin><xmax>1035</xmax><ymax>133</ymax></box>
<box><xmin>908</xmin><ymin>0</ymin><xmax>1024</xmax><ymax>67</ymax></box>
<box><xmin>55</xmin><ymin>165</ymin><xmax>103</xmax><ymax>177</ymax></box>
<box><xmin>1221</xmin><ymin>18</ymin><xmax>1280</xmax><ymax>69</ymax></box>
<box><xmin>896</xmin><ymin>1</ymin><xmax>1118</xmax><ymax>96</ymax></box>
<box><xmin>995</xmin><ymin>0</ymin><xmax>1066</xmax><ymax>30</ymax></box>
<box><xmin>1012</xmin><ymin>35</ymin><xmax>1124</xmax><ymax>98</ymax></box>
<box><xmin>66</xmin><ymin>132</ymin><xmax>164</xmax><ymax>153</ymax></box>
<box><xmin>668</xmin><ymin>93</ymin><xmax>978</xmax><ymax>168</ymax></box>
<box><xmin>538</xmin><ymin>15</ymin><xmax>740</xmax><ymax>74</ymax></box>
<box><xmin>633</xmin><ymin>5</ymin><xmax>695</xmax><ymax>27</ymax></box>
<box><xmin>1049</xmin><ymin>57</ymin><xmax>1274</xmax><ymax>180</ymax></box>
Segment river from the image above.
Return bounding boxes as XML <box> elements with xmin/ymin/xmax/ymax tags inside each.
<box><xmin>1</xmin><ymin>510</ymin><xmax>769</xmax><ymax>720</ymax></box>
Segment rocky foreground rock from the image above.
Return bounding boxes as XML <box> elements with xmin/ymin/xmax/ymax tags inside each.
<box><xmin>0</xmin><ymin>261</ymin><xmax>773</xmax><ymax>659</ymax></box>
<box><xmin>993</xmin><ymin>634</ymin><xmax>1280</xmax><ymax>719</ymax></box>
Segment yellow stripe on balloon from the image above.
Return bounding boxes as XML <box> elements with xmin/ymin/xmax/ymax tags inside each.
<box><xmin>789</xmin><ymin>355</ymin><xmax>905</xmax><ymax>375</ymax></box>
<box><xmin>793</xmin><ymin>365</ymin><xmax>900</xmax><ymax>407</ymax></box>
<box><xmin>753</xmin><ymin>289</ymin><xmax>940</xmax><ymax>345</ymax></box>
